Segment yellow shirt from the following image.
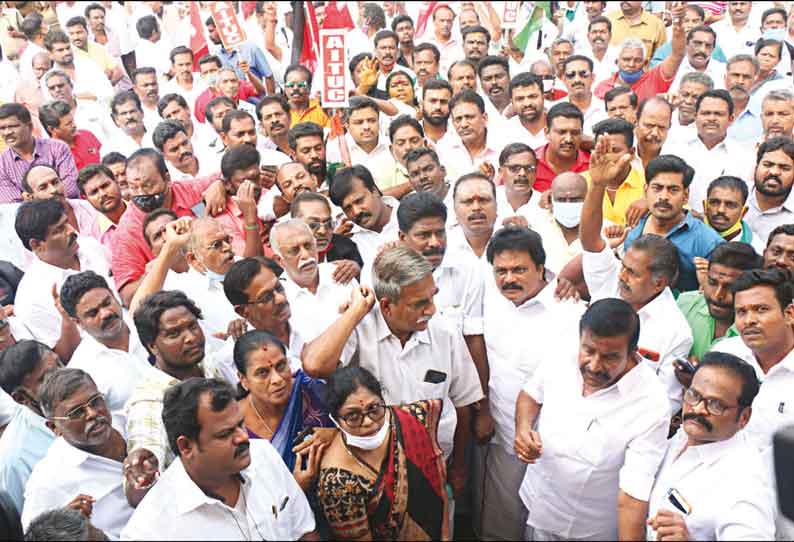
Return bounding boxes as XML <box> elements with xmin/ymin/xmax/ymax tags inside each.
<box><xmin>74</xmin><ymin>42</ymin><xmax>115</xmax><ymax>73</ymax></box>
<box><xmin>583</xmin><ymin>167</ymin><xmax>646</xmax><ymax>226</ymax></box>
<box><xmin>608</xmin><ymin>9</ymin><xmax>667</xmax><ymax>60</ymax></box>
<box><xmin>290</xmin><ymin>99</ymin><xmax>330</xmax><ymax>129</ymax></box>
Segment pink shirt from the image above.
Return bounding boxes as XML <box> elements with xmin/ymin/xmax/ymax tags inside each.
<box><xmin>213</xmin><ymin>197</ymin><xmax>275</xmax><ymax>258</ymax></box>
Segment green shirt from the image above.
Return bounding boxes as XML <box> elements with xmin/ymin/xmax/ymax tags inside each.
<box><xmin>676</xmin><ymin>291</ymin><xmax>739</xmax><ymax>360</ymax></box>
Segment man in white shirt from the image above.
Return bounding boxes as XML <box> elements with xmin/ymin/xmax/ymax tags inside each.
<box><xmin>515</xmin><ymin>298</ymin><xmax>670</xmax><ymax>540</ymax></box>
<box><xmin>23</xmin><ymin>368</ymin><xmax>135</xmax><ymax>539</ymax></box>
<box><xmin>670</xmin><ymin>26</ymin><xmax>726</xmax><ymax>93</ymax></box>
<box><xmin>373</xmin><ymin>29</ymin><xmax>416</xmax><ymax>92</ymax></box>
<box><xmin>474</xmin><ymin>225</ymin><xmax>585</xmax><ymax>540</ymax></box>
<box><xmin>271</xmin><ymin>219</ymin><xmax>356</xmax><ymax>342</ymax></box>
<box><xmin>131</xmin><ymin>67</ymin><xmax>163</xmax><ymax>132</ymax></box>
<box><xmin>497</xmin><ymin>143</ymin><xmax>543</xmax><ymax>217</ymax></box>
<box><xmin>661</xmin><ymin>89</ymin><xmax>755</xmax><ymax>211</ymax></box>
<box><xmin>404</xmin><ymin>147</ymin><xmax>453</xmax><ymax>209</ymax></box>
<box><xmin>580</xmin><ymin>142</ymin><xmax>693</xmax><ymax>412</ymax></box>
<box><xmin>477</xmin><ymin>56</ymin><xmax>510</xmax><ymax>121</ymax></box>
<box><xmin>646</xmin><ymin>351</ymin><xmax>776</xmax><ymax>541</ymax></box>
<box><xmin>448</xmin><ymin>173</ymin><xmax>499</xmax><ymax>264</ymax></box>
<box><xmin>59</xmin><ymin>271</ymin><xmax>150</xmax><ymax>429</ymax></box>
<box><xmin>105</xmin><ymin>91</ymin><xmax>153</xmax><ymax>157</ymax></box>
<box><xmin>711</xmin><ymin>1</ymin><xmax>760</xmax><ymax>60</ymax></box>
<box><xmin>157</xmin><ymin>93</ymin><xmax>215</xmax><ymax>161</ymax></box>
<box><xmin>556</xmin><ymin>54</ymin><xmax>607</xmax><ymax>136</ymax></box>
<box><xmin>122</xmin><ymin>378</ymin><xmax>316</xmax><ymax>540</ymax></box>
<box><xmin>667</xmin><ymin>71</ymin><xmax>713</xmax><ymax>141</ymax></box>
<box><xmin>42</xmin><ymin>69</ymin><xmax>115</xmax><ymax>141</ymax></box>
<box><xmin>14</xmin><ymin>199</ymin><xmax>113</xmax><ymax>349</ymax></box>
<box><xmin>579</xmin><ymin>16</ymin><xmax>618</xmax><ymax>85</ymax></box>
<box><xmin>43</xmin><ymin>30</ymin><xmax>113</xmax><ymax>107</ymax></box>
<box><xmin>421</xmin><ymin>5</ymin><xmax>461</xmax><ymax>80</ymax></box>
<box><xmin>133</xmin><ymin>15</ymin><xmax>173</xmax><ymax>82</ymax></box>
<box><xmin>505</xmin><ymin>73</ymin><xmax>548</xmax><ymax>151</ymax></box>
<box><xmin>160</xmin><ymin>46</ymin><xmax>207</xmax><ymax>108</ymax></box>
<box><xmin>328</xmin><ymin>165</ymin><xmax>400</xmax><ymax>273</ymax></box>
<box><xmin>301</xmin><ymin>245</ymin><xmax>484</xmax><ymax>498</ymax></box>
<box><xmin>745</xmin><ymin>137</ymin><xmax>794</xmax><ymax>244</ymax></box>
<box><xmin>152</xmin><ymin>120</ymin><xmax>210</xmax><ymax>180</ymax></box>
<box><xmin>419</xmin><ymin>79</ymin><xmax>454</xmax><ymax>148</ymax></box>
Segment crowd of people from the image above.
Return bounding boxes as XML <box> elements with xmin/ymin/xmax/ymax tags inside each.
<box><xmin>0</xmin><ymin>0</ymin><xmax>793</xmax><ymax>540</ymax></box>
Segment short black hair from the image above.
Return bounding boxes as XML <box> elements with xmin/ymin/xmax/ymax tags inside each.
<box><xmin>388</xmin><ymin>114</ymin><xmax>423</xmax><ymax>143</ymax></box>
<box><xmin>373</xmin><ymin>29</ymin><xmax>398</xmax><ymax>47</ymax></box>
<box><xmin>142</xmin><ymin>208</ymin><xmax>178</xmax><ymax>248</ymax></box>
<box><xmin>686</xmin><ymin>24</ymin><xmax>716</xmax><ymax>45</ymax></box>
<box><xmin>59</xmin><ymin>271</ymin><xmax>112</xmax><ymax>318</ymax></box>
<box><xmin>508</xmin><ymin>72</ymin><xmax>543</xmax><ymax>97</ymax></box>
<box><xmin>64</xmin><ymin>16</ymin><xmax>87</xmax><ymax>30</ymax></box>
<box><xmin>43</xmin><ymin>30</ymin><xmax>70</xmax><ymax>51</ymax></box>
<box><xmin>696</xmin><ymin>351</ymin><xmax>760</xmax><ymax>408</ymax></box>
<box><xmin>762</xmin><ymin>7</ymin><xmax>788</xmax><ymax>25</ymax></box>
<box><xmin>101</xmin><ymin>151</ymin><xmax>127</xmax><ymax>168</ymax></box>
<box><xmin>449</xmin><ymin>88</ymin><xmax>485</xmax><ymax>114</ymax></box>
<box><xmin>255</xmin><ymin>95</ymin><xmax>290</xmax><ymax>121</ymax></box>
<box><xmin>579</xmin><ymin>298</ymin><xmax>640</xmax><ymax>353</ymax></box>
<box><xmin>221</xmin><ymin>110</ymin><xmax>255</xmax><ymax>134</ymax></box>
<box><xmin>757</xmin><ymin>136</ymin><xmax>794</xmax><ymax>166</ymax></box>
<box><xmin>476</xmin><ymin>55</ymin><xmax>509</xmax><ymax>79</ymax></box>
<box><xmin>110</xmin><ymin>90</ymin><xmax>142</xmax><ymax>117</ymax></box>
<box><xmin>134</xmin><ymin>290</ymin><xmax>203</xmax><ymax>355</ymax></box>
<box><xmin>592</xmin><ymin>117</ymin><xmax>635</xmax><ymax>148</ymax></box>
<box><xmin>163</xmin><ymin>377</ymin><xmax>235</xmax><ymax>457</ymax></box>
<box><xmin>285</xmin><ymin>63</ymin><xmax>313</xmax><ymax>87</ymax></box>
<box><xmin>397</xmin><ymin>191</ymin><xmax>447</xmax><ymax>232</ymax></box>
<box><xmin>755</xmin><ymin>38</ymin><xmax>783</xmax><ymax>59</ymax></box>
<box><xmin>767</xmin><ymin>224</ymin><xmax>794</xmax><ymax>247</ymax></box>
<box><xmin>77</xmin><ymin>163</ymin><xmax>115</xmax><ymax>195</ymax></box>
<box><xmin>486</xmin><ymin>225</ymin><xmax>546</xmax><ymax>267</ymax></box>
<box><xmin>562</xmin><ymin>54</ymin><xmax>594</xmax><ymax>73</ymax></box>
<box><xmin>326</xmin><ymin>366</ymin><xmax>383</xmax><ymax>418</ymax></box>
<box><xmin>462</xmin><ymin>24</ymin><xmax>491</xmax><ymax>43</ymax></box>
<box><xmin>414</xmin><ymin>42</ymin><xmax>440</xmax><ymax>63</ymax></box>
<box><xmin>448</xmin><ymin>58</ymin><xmax>476</xmax><ymax>80</ymax></box>
<box><xmin>204</xmin><ymin>96</ymin><xmax>235</xmax><ymax>125</ymax></box>
<box><xmin>453</xmin><ymin>172</ymin><xmax>496</xmax><ymax>201</ymax></box>
<box><xmin>169</xmin><ymin>45</ymin><xmax>193</xmax><ymax>64</ymax></box>
<box><xmin>361</xmin><ymin>2</ymin><xmax>386</xmax><ymax>29</ymax></box>
<box><xmin>391</xmin><ymin>14</ymin><xmax>413</xmax><ymax>32</ymax></box>
<box><xmin>291</xmin><ymin>191</ymin><xmax>332</xmax><ymax>217</ymax></box>
<box><xmin>404</xmin><ymin>147</ymin><xmax>440</xmax><ymax>168</ymax></box>
<box><xmin>630</xmin><ymin>234</ymin><xmax>681</xmax><ymax>286</ymax></box>
<box><xmin>604</xmin><ymin>86</ymin><xmax>638</xmax><ymax>108</ymax></box>
<box><xmin>695</xmin><ymin>88</ymin><xmax>734</xmax><ymax>117</ymax></box>
<box><xmin>499</xmin><ymin>143</ymin><xmax>536</xmax><ymax>166</ymax></box>
<box><xmin>127</xmin><ymin>148</ymin><xmax>169</xmax><ymax>179</ymax></box>
<box><xmin>223</xmin><ymin>257</ymin><xmax>282</xmax><ymax>305</ymax></box>
<box><xmin>588</xmin><ymin>15</ymin><xmax>612</xmax><ymax>33</ymax></box>
<box><xmin>221</xmin><ymin>144</ymin><xmax>260</xmax><ymax>180</ymax></box>
<box><xmin>731</xmin><ymin>268</ymin><xmax>794</xmax><ymax>312</ymax></box>
<box><xmin>708</xmin><ymin>242</ymin><xmax>761</xmax><ymax>271</ymax></box>
<box><xmin>348</xmin><ymin>51</ymin><xmax>374</xmax><ymax>75</ymax></box>
<box><xmin>24</xmin><ymin>508</ymin><xmax>92</xmax><ymax>542</ymax></box>
<box><xmin>288</xmin><ymin>122</ymin><xmax>324</xmax><ymax>150</ymax></box>
<box><xmin>646</xmin><ymin>155</ymin><xmax>695</xmax><ymax>188</ymax></box>
<box><xmin>157</xmin><ymin>93</ymin><xmax>188</xmax><ymax>118</ymax></box>
<box><xmin>152</xmin><ymin>120</ymin><xmax>187</xmax><ymax>152</ymax></box>
<box><xmin>84</xmin><ymin>3</ymin><xmax>105</xmax><ymax>18</ymax></box>
<box><xmin>343</xmin><ymin>96</ymin><xmax>379</xmax><ymax>123</ymax></box>
<box><xmin>38</xmin><ymin>100</ymin><xmax>71</xmax><ymax>137</ymax></box>
<box><xmin>329</xmin><ymin>165</ymin><xmax>380</xmax><ymax>207</ymax></box>
<box><xmin>0</xmin><ymin>103</ymin><xmax>31</xmax><ymax>124</ymax></box>
<box><xmin>684</xmin><ymin>3</ymin><xmax>706</xmax><ymax>21</ymax></box>
<box><xmin>136</xmin><ymin>14</ymin><xmax>158</xmax><ymax>40</ymax></box>
<box><xmin>0</xmin><ymin>340</ymin><xmax>53</xmax><ymax>395</ymax></box>
<box><xmin>547</xmin><ymin>101</ymin><xmax>584</xmax><ymax>129</ymax></box>
<box><xmin>20</xmin><ymin>12</ymin><xmax>44</xmax><ymax>41</ymax></box>
<box><xmin>707</xmin><ymin>175</ymin><xmax>749</xmax><ymax>203</ymax></box>
<box><xmin>15</xmin><ymin>199</ymin><xmax>65</xmax><ymax>251</ymax></box>
<box><xmin>197</xmin><ymin>54</ymin><xmax>222</xmax><ymax>70</ymax></box>
<box><xmin>423</xmin><ymin>79</ymin><xmax>453</xmax><ymax>97</ymax></box>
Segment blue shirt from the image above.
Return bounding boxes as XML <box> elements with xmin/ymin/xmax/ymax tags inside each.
<box><xmin>624</xmin><ymin>211</ymin><xmax>724</xmax><ymax>292</ymax></box>
<box><xmin>728</xmin><ymin>108</ymin><xmax>763</xmax><ymax>142</ymax></box>
<box><xmin>0</xmin><ymin>406</ymin><xmax>55</xmax><ymax>513</ymax></box>
<box><xmin>216</xmin><ymin>42</ymin><xmax>273</xmax><ymax>82</ymax></box>
<box><xmin>650</xmin><ymin>41</ymin><xmax>727</xmax><ymax>67</ymax></box>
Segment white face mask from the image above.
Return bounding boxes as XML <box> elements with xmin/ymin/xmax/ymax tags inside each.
<box><xmin>763</xmin><ymin>28</ymin><xmax>787</xmax><ymax>42</ymax></box>
<box><xmin>553</xmin><ymin>200</ymin><xmax>584</xmax><ymax>228</ymax></box>
<box><xmin>331</xmin><ymin>409</ymin><xmax>390</xmax><ymax>450</ymax></box>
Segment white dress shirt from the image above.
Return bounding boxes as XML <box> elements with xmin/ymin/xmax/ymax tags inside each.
<box><xmin>503</xmin><ymin>116</ymin><xmax>548</xmax><ymax>151</ymax></box>
<box><xmin>433</xmin><ymin>248</ymin><xmax>486</xmax><ymax>337</ymax></box>
<box><xmin>647</xmin><ymin>429</ymin><xmax>776</xmax><ymax>541</ymax></box>
<box><xmin>22</xmin><ymin>436</ymin><xmax>134</xmax><ymax>540</ymax></box>
<box><xmin>583</xmin><ymin>245</ymin><xmax>694</xmax><ymax>412</ymax></box>
<box><xmin>519</xmin><ymin>350</ymin><xmax>670</xmax><ymax>539</ymax></box>
<box><xmin>349</xmin><ymin>196</ymin><xmax>401</xmax><ymax>278</ymax></box>
<box><xmin>73</xmin><ymin>99</ymin><xmax>117</xmax><ymax>141</ymax></box>
<box><xmin>670</xmin><ymin>57</ymin><xmax>727</xmax><ymax>93</ymax></box>
<box><xmin>445</xmin><ymin>225</ymin><xmax>493</xmax><ymax>276</ymax></box>
<box><xmin>745</xmin><ymin>186</ymin><xmax>794</xmax><ymax>247</ymax></box>
<box><xmin>134</xmin><ymin>38</ymin><xmax>174</xmax><ymax>83</ymax></box>
<box><xmin>484</xmin><ymin>279</ymin><xmax>585</xmax><ymax>453</ymax></box>
<box><xmin>121</xmin><ymin>439</ymin><xmax>315</xmax><ymax>541</ymax></box>
<box><xmin>436</xmin><ymin>128</ymin><xmax>508</xmax><ymax>186</ymax></box>
<box><xmin>341</xmin><ymin>304</ymin><xmax>484</xmax><ymax>458</ymax></box>
<box><xmin>70</xmin><ymin>57</ymin><xmax>114</xmax><ymax>107</ymax></box>
<box><xmin>169</xmin><ymin>266</ymin><xmax>240</xmax><ymax>336</ymax></box>
<box><xmin>160</xmin><ymin>77</ymin><xmax>208</xmax><ymax>110</ymax></box>
<box><xmin>102</xmin><ymin>127</ymin><xmax>155</xmax><ymax>158</ymax></box>
<box><xmin>326</xmin><ymin>132</ymin><xmax>398</xmax><ymax>191</ymax></box>
<box><xmin>14</xmin><ymin>237</ymin><xmax>114</xmax><ymax>348</ymax></box>
<box><xmin>68</xmin><ymin>321</ymin><xmax>152</xmax><ymax>431</ymax></box>
<box><xmin>551</xmin><ymin>95</ymin><xmax>608</xmax><ymax>136</ymax></box>
<box><xmin>711</xmin><ymin>20</ymin><xmax>760</xmax><ymax>60</ymax></box>
<box><xmin>283</xmin><ymin>263</ymin><xmax>357</xmax><ymax>342</ymax></box>
<box><xmin>661</xmin><ymin>134</ymin><xmax>755</xmax><ymax>212</ymax></box>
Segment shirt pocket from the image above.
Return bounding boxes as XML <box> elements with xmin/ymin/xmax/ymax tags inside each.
<box><xmin>576</xmin><ymin>418</ymin><xmax>612</xmax><ymax>466</ymax></box>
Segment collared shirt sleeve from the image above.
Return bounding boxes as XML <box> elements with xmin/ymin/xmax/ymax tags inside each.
<box><xmin>111</xmin><ymin>222</ymin><xmax>151</xmax><ymax>291</ymax></box>
<box><xmin>582</xmin><ymin>244</ymin><xmax>621</xmax><ymax>300</ymax></box>
<box><xmin>618</xmin><ymin>411</ymin><xmax>668</xmax><ymax>501</ymax></box>
<box><xmin>448</xmin><ymin>330</ymin><xmax>485</xmax><ymax>407</ymax></box>
<box><xmin>125</xmin><ymin>387</ymin><xmax>169</xmax><ymax>470</ymax></box>
<box><xmin>522</xmin><ymin>357</ymin><xmax>549</xmax><ymax>404</ymax></box>
<box><xmin>249</xmin><ymin>43</ymin><xmax>273</xmax><ymax>78</ymax></box>
<box><xmin>51</xmin><ymin>140</ymin><xmax>80</xmax><ymax>198</ymax></box>
<box><xmin>716</xmin><ymin>474</ymin><xmax>776</xmax><ymax>541</ymax></box>
<box><xmin>0</xmin><ymin>154</ymin><xmax>21</xmax><ymax>203</ymax></box>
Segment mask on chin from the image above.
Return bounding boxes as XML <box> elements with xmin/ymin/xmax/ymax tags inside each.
<box><xmin>131</xmin><ymin>190</ymin><xmax>167</xmax><ymax>212</ymax></box>
<box><xmin>619</xmin><ymin>68</ymin><xmax>644</xmax><ymax>84</ymax></box>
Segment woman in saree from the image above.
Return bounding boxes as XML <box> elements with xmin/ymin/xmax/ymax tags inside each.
<box><xmin>234</xmin><ymin>330</ymin><xmax>335</xmax><ymax>490</ymax></box>
<box><xmin>317</xmin><ymin>366</ymin><xmax>449</xmax><ymax>541</ymax></box>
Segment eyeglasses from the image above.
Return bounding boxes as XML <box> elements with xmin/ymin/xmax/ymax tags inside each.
<box><xmin>49</xmin><ymin>393</ymin><xmax>106</xmax><ymax>421</ymax></box>
<box><xmin>505</xmin><ymin>164</ymin><xmax>537</xmax><ymax>175</ymax></box>
<box><xmin>337</xmin><ymin>403</ymin><xmax>386</xmax><ymax>428</ymax></box>
<box><xmin>285</xmin><ymin>81</ymin><xmax>308</xmax><ymax>89</ymax></box>
<box><xmin>565</xmin><ymin>70</ymin><xmax>591</xmax><ymax>79</ymax></box>
<box><xmin>683</xmin><ymin>387</ymin><xmax>741</xmax><ymax>416</ymax></box>
<box><xmin>239</xmin><ymin>281</ymin><xmax>285</xmax><ymax>306</ymax></box>
<box><xmin>306</xmin><ymin>219</ymin><xmax>335</xmax><ymax>233</ymax></box>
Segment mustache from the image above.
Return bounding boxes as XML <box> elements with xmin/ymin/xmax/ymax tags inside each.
<box><xmin>618</xmin><ymin>279</ymin><xmax>631</xmax><ymax>293</ymax></box>
<box><xmin>764</xmin><ymin>175</ymin><xmax>782</xmax><ymax>184</ymax></box>
<box><xmin>683</xmin><ymin>412</ymin><xmax>713</xmax><ymax>432</ymax></box>
<box><xmin>270</xmin><ymin>122</ymin><xmax>284</xmax><ymax>131</ymax></box>
<box><xmin>298</xmin><ymin>257</ymin><xmax>317</xmax><ymax>270</ymax></box>
<box><xmin>234</xmin><ymin>441</ymin><xmax>250</xmax><ymax>457</ymax></box>
<box><xmin>100</xmin><ymin>313</ymin><xmax>119</xmax><ymax>330</ymax></box>
<box><xmin>86</xmin><ymin>416</ymin><xmax>109</xmax><ymax>434</ymax></box>
<box><xmin>581</xmin><ymin>366</ymin><xmax>610</xmax><ymax>383</ymax></box>
<box><xmin>354</xmin><ymin>212</ymin><xmax>371</xmax><ymax>224</ymax></box>
<box><xmin>467</xmin><ymin>212</ymin><xmax>487</xmax><ymax>221</ymax></box>
<box><xmin>180</xmin><ymin>152</ymin><xmax>193</xmax><ymax>161</ymax></box>
<box><xmin>501</xmin><ymin>283</ymin><xmax>523</xmax><ymax>291</ymax></box>
<box><xmin>422</xmin><ymin>247</ymin><xmax>444</xmax><ymax>258</ymax></box>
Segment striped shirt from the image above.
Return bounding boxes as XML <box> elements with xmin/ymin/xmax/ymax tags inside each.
<box><xmin>0</xmin><ymin>138</ymin><xmax>79</xmax><ymax>203</ymax></box>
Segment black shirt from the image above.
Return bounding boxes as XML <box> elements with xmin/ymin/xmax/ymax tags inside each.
<box><xmin>325</xmin><ymin>234</ymin><xmax>364</xmax><ymax>268</ymax></box>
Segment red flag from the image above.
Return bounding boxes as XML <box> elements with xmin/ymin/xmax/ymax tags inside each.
<box><xmin>190</xmin><ymin>2</ymin><xmax>209</xmax><ymax>71</ymax></box>
<box><xmin>298</xmin><ymin>1</ymin><xmax>321</xmax><ymax>72</ymax></box>
<box><xmin>323</xmin><ymin>1</ymin><xmax>355</xmax><ymax>30</ymax></box>
<box><xmin>415</xmin><ymin>1</ymin><xmax>441</xmax><ymax>40</ymax></box>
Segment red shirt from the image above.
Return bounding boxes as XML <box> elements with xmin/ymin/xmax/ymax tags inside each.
<box><xmin>594</xmin><ymin>64</ymin><xmax>674</xmax><ymax>103</ymax></box>
<box><xmin>193</xmin><ymin>81</ymin><xmax>258</xmax><ymax>123</ymax></box>
<box><xmin>534</xmin><ymin>144</ymin><xmax>591</xmax><ymax>193</ymax></box>
<box><xmin>111</xmin><ymin>175</ymin><xmax>218</xmax><ymax>290</ymax></box>
<box><xmin>213</xmin><ymin>196</ymin><xmax>276</xmax><ymax>259</ymax></box>
<box><xmin>69</xmin><ymin>130</ymin><xmax>101</xmax><ymax>170</ymax></box>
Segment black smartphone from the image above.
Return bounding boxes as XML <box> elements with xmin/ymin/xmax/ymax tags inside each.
<box><xmin>424</xmin><ymin>370</ymin><xmax>447</xmax><ymax>384</ymax></box>
<box><xmin>676</xmin><ymin>358</ymin><xmax>697</xmax><ymax>374</ymax></box>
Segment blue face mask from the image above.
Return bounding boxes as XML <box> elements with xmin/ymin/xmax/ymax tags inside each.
<box><xmin>205</xmin><ymin>268</ymin><xmax>226</xmax><ymax>283</ymax></box>
<box><xmin>619</xmin><ymin>68</ymin><xmax>644</xmax><ymax>84</ymax></box>
<box><xmin>763</xmin><ymin>28</ymin><xmax>786</xmax><ymax>42</ymax></box>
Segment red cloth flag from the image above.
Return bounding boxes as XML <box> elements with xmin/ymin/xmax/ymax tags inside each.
<box><xmin>294</xmin><ymin>1</ymin><xmax>321</xmax><ymax>72</ymax></box>
<box><xmin>415</xmin><ymin>2</ymin><xmax>441</xmax><ymax>40</ymax></box>
<box><xmin>190</xmin><ymin>2</ymin><xmax>209</xmax><ymax>71</ymax></box>
<box><xmin>323</xmin><ymin>1</ymin><xmax>355</xmax><ymax>30</ymax></box>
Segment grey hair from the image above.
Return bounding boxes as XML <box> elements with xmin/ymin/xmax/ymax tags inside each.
<box><xmin>25</xmin><ymin>508</ymin><xmax>93</xmax><ymax>541</ymax></box>
<box><xmin>43</xmin><ymin>69</ymin><xmax>72</xmax><ymax>87</ymax></box>
<box><xmin>372</xmin><ymin>245</ymin><xmax>432</xmax><ymax>304</ymax></box>
<box><xmin>549</xmin><ymin>37</ymin><xmax>573</xmax><ymax>51</ymax></box>
<box><xmin>726</xmin><ymin>54</ymin><xmax>760</xmax><ymax>74</ymax></box>
<box><xmin>619</xmin><ymin>37</ymin><xmax>646</xmax><ymax>61</ymax></box>
<box><xmin>187</xmin><ymin>217</ymin><xmax>222</xmax><ymax>255</ymax></box>
<box><xmin>763</xmin><ymin>89</ymin><xmax>794</xmax><ymax>106</ymax></box>
<box><xmin>680</xmin><ymin>71</ymin><xmax>714</xmax><ymax>90</ymax></box>
<box><xmin>269</xmin><ymin>218</ymin><xmax>315</xmax><ymax>257</ymax></box>
<box><xmin>39</xmin><ymin>368</ymin><xmax>96</xmax><ymax>418</ymax></box>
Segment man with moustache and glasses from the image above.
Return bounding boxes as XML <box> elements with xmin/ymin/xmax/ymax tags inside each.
<box><xmin>122</xmin><ymin>378</ymin><xmax>317</xmax><ymax>540</ymax></box>
<box><xmin>646</xmin><ymin>352</ymin><xmax>775</xmax><ymax>541</ymax></box>
<box><xmin>59</xmin><ymin>271</ymin><xmax>151</xmax><ymax>429</ymax></box>
<box><xmin>22</xmin><ymin>368</ymin><xmax>136</xmax><ymax>540</ymax></box>
<box><xmin>504</xmin><ymin>73</ymin><xmax>548</xmax><ymax>150</ymax></box>
<box><xmin>418</xmin><ymin>79</ymin><xmax>453</xmax><ymax>147</ymax></box>
<box><xmin>497</xmin><ymin>143</ymin><xmax>542</xmax><ymax>217</ymax></box>
<box><xmin>556</xmin><ymin>54</ymin><xmax>607</xmax><ymax>136</ymax></box>
<box><xmin>745</xmin><ymin>137</ymin><xmax>794</xmax><ymax>245</ymax></box>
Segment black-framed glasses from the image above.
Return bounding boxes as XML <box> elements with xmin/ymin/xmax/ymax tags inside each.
<box><xmin>306</xmin><ymin>219</ymin><xmax>335</xmax><ymax>233</ymax></box>
<box><xmin>238</xmin><ymin>281</ymin><xmax>286</xmax><ymax>306</ymax></box>
<box><xmin>49</xmin><ymin>393</ymin><xmax>106</xmax><ymax>421</ymax></box>
<box><xmin>565</xmin><ymin>70</ymin><xmax>591</xmax><ymax>79</ymax></box>
<box><xmin>337</xmin><ymin>403</ymin><xmax>387</xmax><ymax>428</ymax></box>
<box><xmin>683</xmin><ymin>388</ymin><xmax>741</xmax><ymax>416</ymax></box>
<box><xmin>505</xmin><ymin>164</ymin><xmax>537</xmax><ymax>175</ymax></box>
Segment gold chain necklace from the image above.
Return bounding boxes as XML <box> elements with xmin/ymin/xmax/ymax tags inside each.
<box><xmin>249</xmin><ymin>395</ymin><xmax>276</xmax><ymax>436</ymax></box>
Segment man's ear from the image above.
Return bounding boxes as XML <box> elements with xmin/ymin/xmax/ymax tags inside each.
<box><xmin>398</xmin><ymin>231</ymin><xmax>407</xmax><ymax>242</ymax></box>
<box><xmin>234</xmin><ymin>304</ymin><xmax>247</xmax><ymax>319</ymax></box>
<box><xmin>45</xmin><ymin>419</ymin><xmax>61</xmax><ymax>436</ymax></box>
<box><xmin>28</xmin><ymin>238</ymin><xmax>43</xmax><ymax>254</ymax></box>
<box><xmin>272</xmin><ymin>253</ymin><xmax>285</xmax><ymax>269</ymax></box>
<box><xmin>10</xmin><ymin>389</ymin><xmax>29</xmax><ymax>407</ymax></box>
<box><xmin>379</xmin><ymin>297</ymin><xmax>391</xmax><ymax>318</ymax></box>
<box><xmin>176</xmin><ymin>435</ymin><xmax>195</xmax><ymax>458</ymax></box>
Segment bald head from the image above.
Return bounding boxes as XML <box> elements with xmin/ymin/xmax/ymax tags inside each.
<box><xmin>22</xmin><ymin>165</ymin><xmax>64</xmax><ymax>201</ymax></box>
<box><xmin>186</xmin><ymin>217</ymin><xmax>235</xmax><ymax>275</ymax></box>
<box><xmin>32</xmin><ymin>52</ymin><xmax>52</xmax><ymax>79</ymax></box>
<box><xmin>187</xmin><ymin>217</ymin><xmax>222</xmax><ymax>254</ymax></box>
<box><xmin>551</xmin><ymin>172</ymin><xmax>588</xmax><ymax>200</ymax></box>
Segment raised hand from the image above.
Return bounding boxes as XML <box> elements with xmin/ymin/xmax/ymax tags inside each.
<box><xmin>589</xmin><ymin>135</ymin><xmax>633</xmax><ymax>189</ymax></box>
